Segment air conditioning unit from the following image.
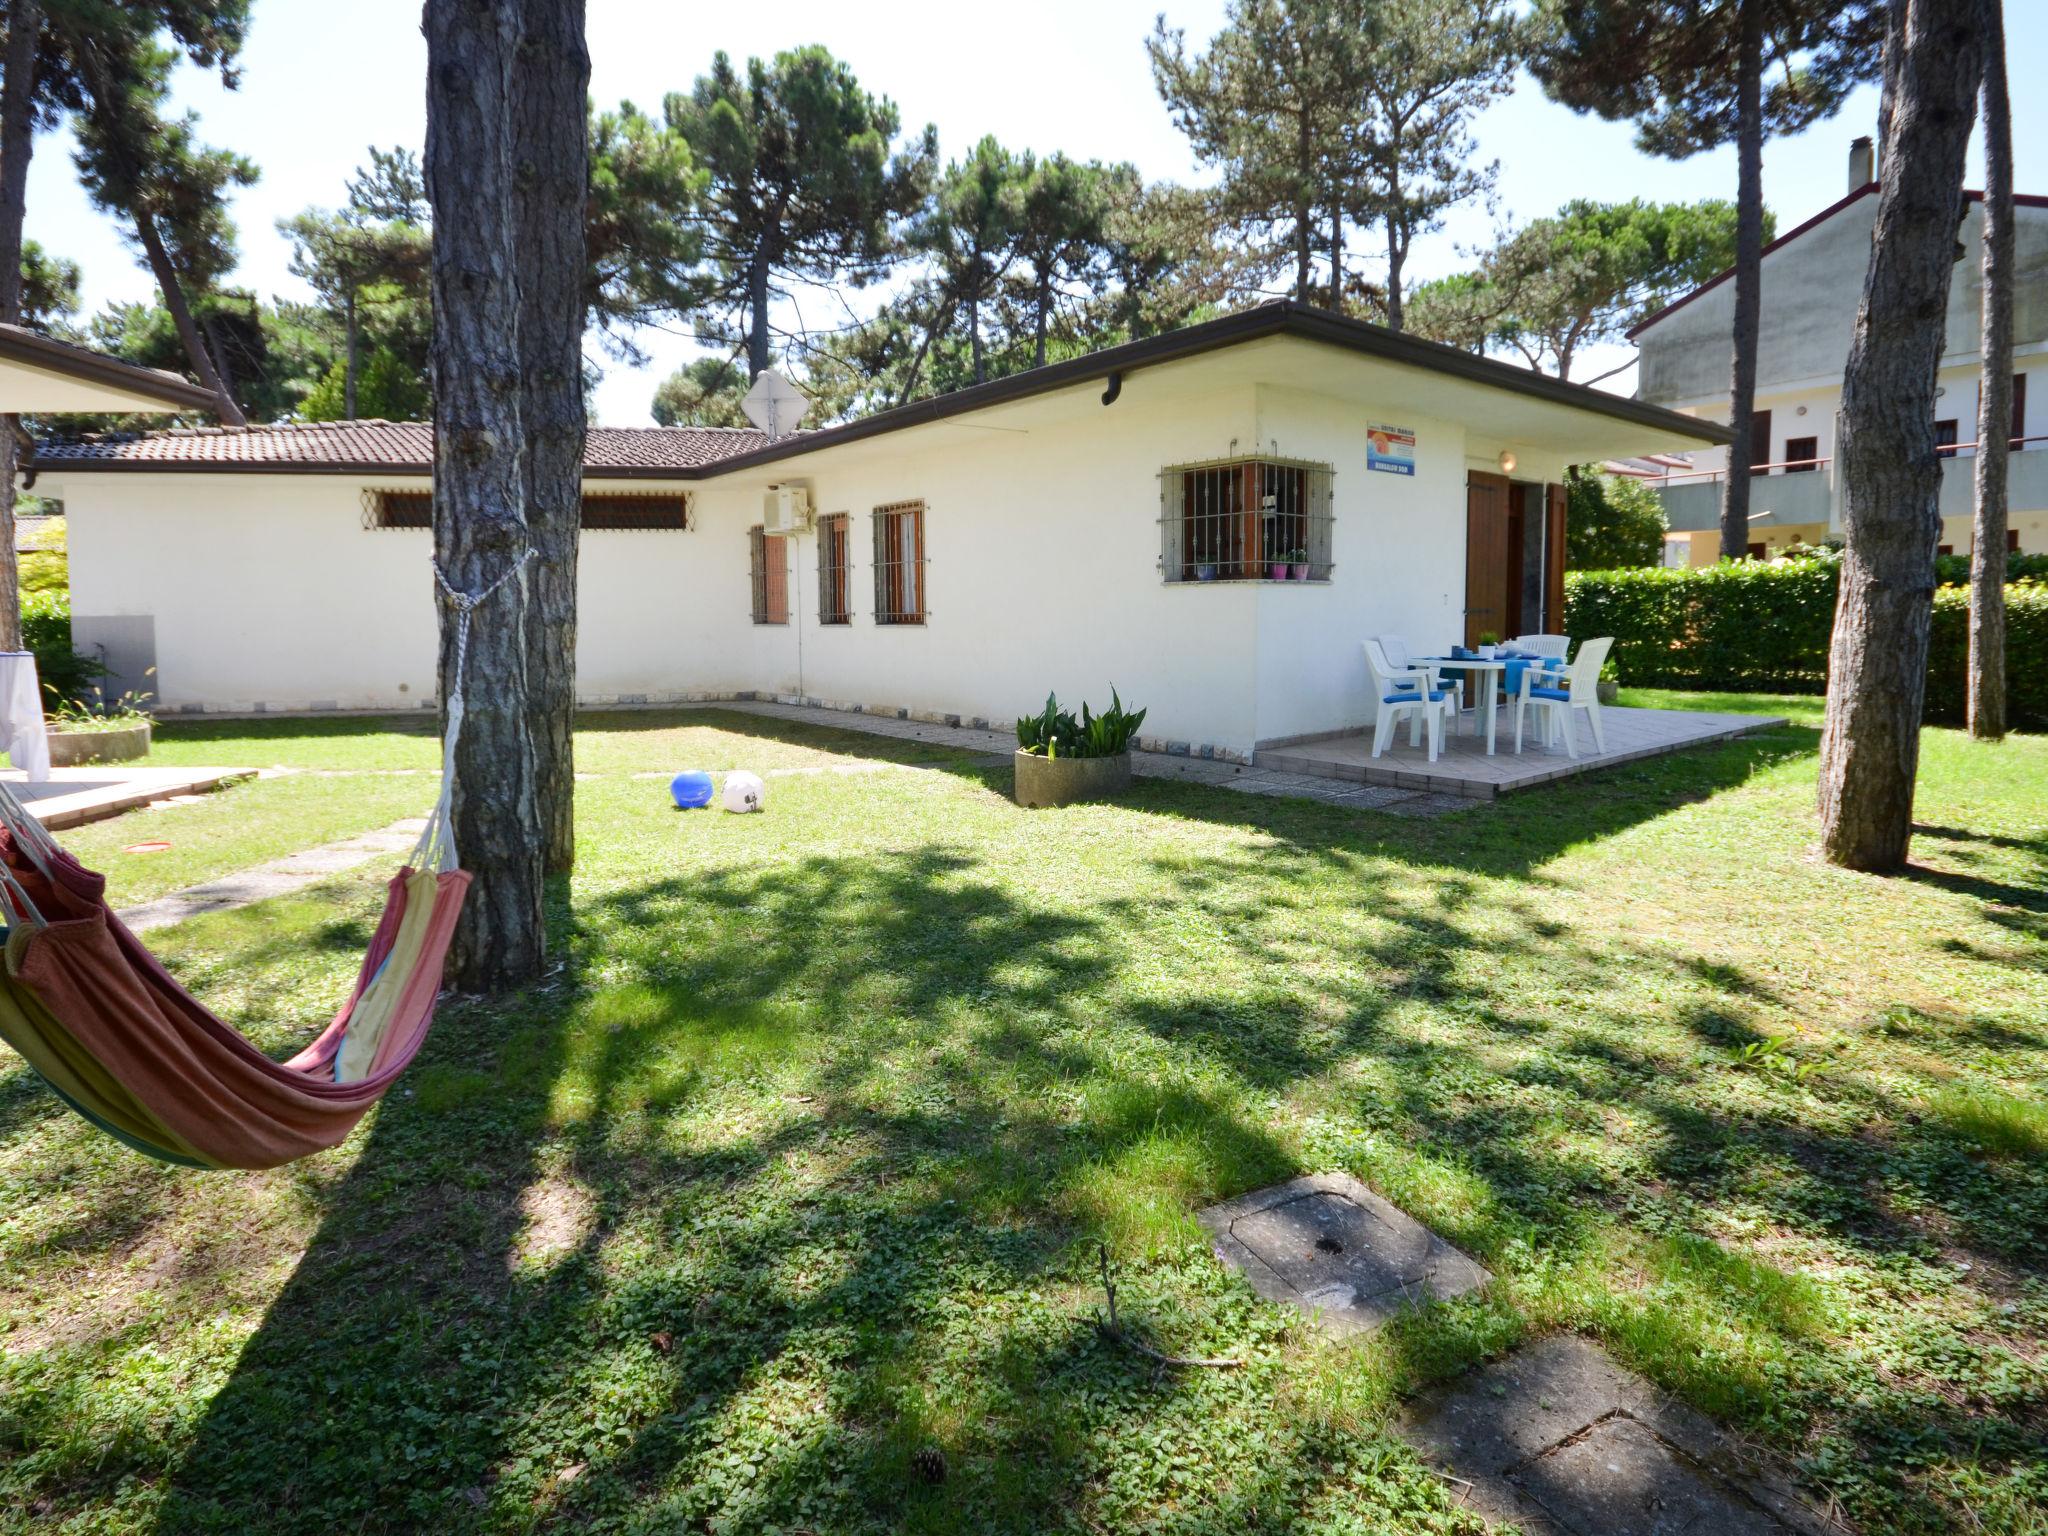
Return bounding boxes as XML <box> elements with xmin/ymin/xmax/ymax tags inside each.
<box><xmin>763</xmin><ymin>484</ymin><xmax>813</xmax><ymax>534</ymax></box>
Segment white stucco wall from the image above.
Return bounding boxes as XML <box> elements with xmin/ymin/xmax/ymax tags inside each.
<box><xmin>50</xmin><ymin>360</ymin><xmax>1664</xmax><ymax>759</ymax></box>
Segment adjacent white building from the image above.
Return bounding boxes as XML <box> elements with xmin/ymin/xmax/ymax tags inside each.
<box><xmin>1634</xmin><ymin>138</ymin><xmax>2048</xmax><ymax>565</ymax></box>
<box><xmin>29</xmin><ymin>303</ymin><xmax>1725</xmax><ymax>762</ymax></box>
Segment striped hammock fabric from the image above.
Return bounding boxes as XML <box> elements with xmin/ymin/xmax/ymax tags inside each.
<box><xmin>0</xmin><ymin>550</ymin><xmax>523</xmax><ymax>1170</ymax></box>
<box><xmin>0</xmin><ymin>828</ymin><xmax>468</xmax><ymax>1169</ymax></box>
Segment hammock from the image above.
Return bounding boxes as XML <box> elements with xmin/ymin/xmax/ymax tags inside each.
<box><xmin>0</xmin><ymin>552</ymin><xmax>526</xmax><ymax>1170</ymax></box>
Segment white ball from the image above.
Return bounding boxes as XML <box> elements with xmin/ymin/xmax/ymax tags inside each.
<box><xmin>721</xmin><ymin>770</ymin><xmax>766</xmax><ymax>813</ymax></box>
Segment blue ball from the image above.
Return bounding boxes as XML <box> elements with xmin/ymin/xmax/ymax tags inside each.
<box><xmin>670</xmin><ymin>770</ymin><xmax>714</xmax><ymax>809</ymax></box>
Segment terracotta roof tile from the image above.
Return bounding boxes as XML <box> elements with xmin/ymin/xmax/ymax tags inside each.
<box><xmin>34</xmin><ymin>420</ymin><xmax>773</xmax><ymax>473</ymax></box>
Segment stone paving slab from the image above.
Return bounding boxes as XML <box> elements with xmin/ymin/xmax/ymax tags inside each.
<box><xmin>118</xmin><ymin>817</ymin><xmax>428</xmax><ymax>933</ymax></box>
<box><xmin>1197</xmin><ymin>1173</ymin><xmax>1491</xmax><ymax>1336</ymax></box>
<box><xmin>712</xmin><ymin>702</ymin><xmax>1470</xmax><ymax>819</ymax></box>
<box><xmin>4</xmin><ymin>766</ymin><xmax>258</xmax><ymax>830</ymax></box>
<box><xmin>1404</xmin><ymin>1334</ymin><xmax>1838</xmax><ymax>1535</ymax></box>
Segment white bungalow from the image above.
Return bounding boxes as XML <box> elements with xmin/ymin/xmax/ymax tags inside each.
<box><xmin>29</xmin><ymin>303</ymin><xmax>1726</xmax><ymax>764</ymax></box>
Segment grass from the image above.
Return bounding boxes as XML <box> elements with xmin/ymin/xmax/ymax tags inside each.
<box><xmin>2</xmin><ymin>701</ymin><xmax>2044</xmax><ymax>1534</ymax></box>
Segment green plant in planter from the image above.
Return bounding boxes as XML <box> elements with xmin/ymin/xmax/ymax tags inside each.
<box><xmin>48</xmin><ymin>690</ymin><xmax>155</xmax><ymax>733</ymax></box>
<box><xmin>1016</xmin><ymin>688</ymin><xmax>1147</xmax><ymax>758</ymax></box>
<box><xmin>1477</xmin><ymin>630</ymin><xmax>1500</xmax><ymax>648</ymax></box>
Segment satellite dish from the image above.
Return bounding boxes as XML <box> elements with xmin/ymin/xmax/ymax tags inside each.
<box><xmin>742</xmin><ymin>371</ymin><xmax>805</xmax><ymax>441</ymax></box>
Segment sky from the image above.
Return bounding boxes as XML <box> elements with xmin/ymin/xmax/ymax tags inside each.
<box><xmin>22</xmin><ymin>0</ymin><xmax>2047</xmax><ymax>426</ymax></box>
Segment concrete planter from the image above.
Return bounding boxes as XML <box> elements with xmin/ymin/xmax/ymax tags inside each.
<box><xmin>46</xmin><ymin>721</ymin><xmax>152</xmax><ymax>766</ymax></box>
<box><xmin>1596</xmin><ymin>679</ymin><xmax>1620</xmax><ymax>705</ymax></box>
<box><xmin>1013</xmin><ymin>748</ymin><xmax>1132</xmax><ymax>808</ymax></box>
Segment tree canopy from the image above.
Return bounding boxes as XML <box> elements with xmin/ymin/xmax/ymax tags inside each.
<box><xmin>1409</xmin><ymin>198</ymin><xmax>1763</xmax><ymax>380</ymax></box>
<box><xmin>665</xmin><ymin>47</ymin><xmax>935</xmax><ymax>378</ymax></box>
<box><xmin>1565</xmin><ymin>469</ymin><xmax>1669</xmax><ymax>569</ymax></box>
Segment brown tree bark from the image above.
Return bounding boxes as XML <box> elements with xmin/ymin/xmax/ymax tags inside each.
<box><xmin>426</xmin><ymin>0</ymin><xmax>547</xmax><ymax>989</ymax></box>
<box><xmin>0</xmin><ymin>1</ymin><xmax>43</xmax><ymax>655</ymax></box>
<box><xmin>1968</xmin><ymin>0</ymin><xmax>2011</xmax><ymax>741</ymax></box>
<box><xmin>130</xmin><ymin>207</ymin><xmax>248</xmax><ymax>427</ymax></box>
<box><xmin>1720</xmin><ymin>0</ymin><xmax>1764</xmax><ymax>561</ymax></box>
<box><xmin>511</xmin><ymin>0</ymin><xmax>589</xmax><ymax>876</ymax></box>
<box><xmin>1819</xmin><ymin>0</ymin><xmax>1984</xmax><ymax>872</ymax></box>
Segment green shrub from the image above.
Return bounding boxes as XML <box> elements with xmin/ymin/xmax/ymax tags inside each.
<box><xmin>1565</xmin><ymin>469</ymin><xmax>1668</xmax><ymax>570</ymax></box>
<box><xmin>20</xmin><ymin>588</ymin><xmax>105</xmax><ymax>710</ymax></box>
<box><xmin>1933</xmin><ymin>550</ymin><xmax>2048</xmax><ymax>586</ymax></box>
<box><xmin>1565</xmin><ymin>555</ymin><xmax>2045</xmax><ymax>727</ymax></box>
<box><xmin>1016</xmin><ymin>689</ymin><xmax>1147</xmax><ymax>758</ymax></box>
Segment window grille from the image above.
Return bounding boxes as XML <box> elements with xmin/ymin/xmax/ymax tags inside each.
<box><xmin>365</xmin><ymin>488</ymin><xmax>692</xmax><ymax>531</ymax></box>
<box><xmin>871</xmin><ymin>500</ymin><xmax>926</xmax><ymax>624</ymax></box>
<box><xmin>364</xmin><ymin>488</ymin><xmax>432</xmax><ymax>530</ymax></box>
<box><xmin>749</xmin><ymin>526</ymin><xmax>789</xmax><ymax>624</ymax></box>
<box><xmin>818</xmin><ymin>513</ymin><xmax>852</xmax><ymax>625</ymax></box>
<box><xmin>1157</xmin><ymin>457</ymin><xmax>1334</xmax><ymax>582</ymax></box>
<box><xmin>581</xmin><ymin>492</ymin><xmax>691</xmax><ymax>530</ymax></box>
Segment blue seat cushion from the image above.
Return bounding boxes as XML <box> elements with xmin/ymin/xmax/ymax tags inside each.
<box><xmin>1528</xmin><ymin>685</ymin><xmax>1570</xmax><ymax>701</ymax></box>
<box><xmin>1386</xmin><ymin>689</ymin><xmax>1448</xmax><ymax>703</ymax></box>
<box><xmin>1388</xmin><ymin>678</ymin><xmax>1418</xmax><ymax>690</ymax></box>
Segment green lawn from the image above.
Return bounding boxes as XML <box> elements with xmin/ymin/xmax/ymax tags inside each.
<box><xmin>2</xmin><ymin>703</ymin><xmax>2043</xmax><ymax>1534</ymax></box>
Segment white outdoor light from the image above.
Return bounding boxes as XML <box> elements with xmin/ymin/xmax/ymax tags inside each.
<box><xmin>1498</xmin><ymin>449</ymin><xmax>1517</xmax><ymax>474</ymax></box>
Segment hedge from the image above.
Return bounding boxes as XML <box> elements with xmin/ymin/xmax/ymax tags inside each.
<box><xmin>20</xmin><ymin>588</ymin><xmax>104</xmax><ymax>708</ymax></box>
<box><xmin>1565</xmin><ymin>556</ymin><xmax>2046</xmax><ymax>728</ymax></box>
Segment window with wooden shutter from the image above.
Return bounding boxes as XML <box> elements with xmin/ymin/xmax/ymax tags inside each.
<box><xmin>872</xmin><ymin>500</ymin><xmax>925</xmax><ymax>624</ymax></box>
<box><xmin>365</xmin><ymin>489</ymin><xmax>433</xmax><ymax>529</ymax></box>
<box><xmin>749</xmin><ymin>526</ymin><xmax>788</xmax><ymax>624</ymax></box>
<box><xmin>818</xmin><ymin>513</ymin><xmax>852</xmax><ymax>624</ymax></box>
<box><xmin>580</xmin><ymin>492</ymin><xmax>690</xmax><ymax>530</ymax></box>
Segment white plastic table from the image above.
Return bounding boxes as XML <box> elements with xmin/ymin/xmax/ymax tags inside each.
<box><xmin>0</xmin><ymin>652</ymin><xmax>49</xmax><ymax>782</ymax></box>
<box><xmin>1418</xmin><ymin>657</ymin><xmax>1509</xmax><ymax>755</ymax></box>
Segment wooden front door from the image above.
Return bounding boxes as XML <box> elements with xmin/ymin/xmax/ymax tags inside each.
<box><xmin>1465</xmin><ymin>471</ymin><xmax>1511</xmax><ymax>648</ymax></box>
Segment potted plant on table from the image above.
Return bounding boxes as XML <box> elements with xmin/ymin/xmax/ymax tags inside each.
<box><xmin>1013</xmin><ymin>688</ymin><xmax>1147</xmax><ymax>808</ymax></box>
<box><xmin>45</xmin><ymin>691</ymin><xmax>155</xmax><ymax>766</ymax></box>
<box><xmin>1476</xmin><ymin>630</ymin><xmax>1500</xmax><ymax>660</ymax></box>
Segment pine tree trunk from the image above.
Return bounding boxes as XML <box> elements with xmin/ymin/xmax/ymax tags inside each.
<box><xmin>746</xmin><ymin>250</ymin><xmax>771</xmax><ymax>378</ymax></box>
<box><xmin>1819</xmin><ymin>0</ymin><xmax>1984</xmax><ymax>872</ymax></box>
<box><xmin>0</xmin><ymin>0</ymin><xmax>39</xmax><ymax>657</ymax></box>
<box><xmin>0</xmin><ymin>0</ymin><xmax>37</xmax><ymax>321</ymax></box>
<box><xmin>1385</xmin><ymin>223</ymin><xmax>1406</xmax><ymax>331</ymax></box>
<box><xmin>131</xmin><ymin>210</ymin><xmax>248</xmax><ymax>427</ymax></box>
<box><xmin>344</xmin><ymin>290</ymin><xmax>360</xmax><ymax>419</ymax></box>
<box><xmin>1721</xmin><ymin>0</ymin><xmax>1764</xmax><ymax>561</ymax></box>
<box><xmin>1328</xmin><ymin>208</ymin><xmax>1343</xmax><ymax>311</ymax></box>
<box><xmin>425</xmin><ymin>0</ymin><xmax>547</xmax><ymax>990</ymax></box>
<box><xmin>1034</xmin><ymin>269</ymin><xmax>1050</xmax><ymax>369</ymax></box>
<box><xmin>969</xmin><ymin>285</ymin><xmax>984</xmax><ymax>384</ymax></box>
<box><xmin>1968</xmin><ymin>0</ymin><xmax>2012</xmax><ymax>741</ymax></box>
<box><xmin>512</xmin><ymin>0</ymin><xmax>589</xmax><ymax>876</ymax></box>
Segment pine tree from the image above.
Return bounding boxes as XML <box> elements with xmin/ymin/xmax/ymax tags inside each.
<box><xmin>1818</xmin><ymin>0</ymin><xmax>1984</xmax><ymax>871</ymax></box>
<box><xmin>1531</xmin><ymin>0</ymin><xmax>1882</xmax><ymax>560</ymax></box>
<box><xmin>1967</xmin><ymin>0</ymin><xmax>2012</xmax><ymax>741</ymax></box>
<box><xmin>665</xmin><ymin>48</ymin><xmax>934</xmax><ymax>379</ymax></box>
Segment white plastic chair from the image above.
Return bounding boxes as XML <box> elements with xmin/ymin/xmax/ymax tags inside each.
<box><xmin>1511</xmin><ymin>634</ymin><xmax>1570</xmax><ymax>663</ymax></box>
<box><xmin>1377</xmin><ymin>634</ymin><xmax>1461</xmax><ymax>719</ymax></box>
<box><xmin>1364</xmin><ymin>638</ymin><xmax>1453</xmax><ymax>762</ymax></box>
<box><xmin>1514</xmin><ymin>636</ymin><xmax>1613</xmax><ymax>758</ymax></box>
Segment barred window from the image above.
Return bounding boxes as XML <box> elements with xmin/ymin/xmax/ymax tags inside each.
<box><xmin>1157</xmin><ymin>458</ymin><xmax>1334</xmax><ymax>582</ymax></box>
<box><xmin>749</xmin><ymin>526</ymin><xmax>789</xmax><ymax>624</ymax></box>
<box><xmin>581</xmin><ymin>492</ymin><xmax>691</xmax><ymax>530</ymax></box>
<box><xmin>871</xmin><ymin>500</ymin><xmax>926</xmax><ymax>625</ymax></box>
<box><xmin>818</xmin><ymin>513</ymin><xmax>852</xmax><ymax>625</ymax></box>
<box><xmin>366</xmin><ymin>489</ymin><xmax>692</xmax><ymax>531</ymax></box>
<box><xmin>366</xmin><ymin>489</ymin><xmax>432</xmax><ymax>529</ymax></box>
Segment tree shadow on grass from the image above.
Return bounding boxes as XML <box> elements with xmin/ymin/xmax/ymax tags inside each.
<box><xmin>5</xmin><ymin>706</ymin><xmax>2028</xmax><ymax>1534</ymax></box>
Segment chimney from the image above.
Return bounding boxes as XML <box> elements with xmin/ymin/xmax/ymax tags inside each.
<box><xmin>1848</xmin><ymin>135</ymin><xmax>1875</xmax><ymax>191</ymax></box>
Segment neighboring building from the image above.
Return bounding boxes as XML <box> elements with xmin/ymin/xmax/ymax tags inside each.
<box><xmin>28</xmin><ymin>303</ymin><xmax>1723</xmax><ymax>763</ymax></box>
<box><xmin>1633</xmin><ymin>139</ymin><xmax>2048</xmax><ymax>565</ymax></box>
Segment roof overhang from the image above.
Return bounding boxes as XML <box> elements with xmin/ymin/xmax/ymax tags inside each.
<box><xmin>0</xmin><ymin>324</ymin><xmax>218</xmax><ymax>414</ymax></box>
<box><xmin>701</xmin><ymin>302</ymin><xmax>1731</xmax><ymax>481</ymax></box>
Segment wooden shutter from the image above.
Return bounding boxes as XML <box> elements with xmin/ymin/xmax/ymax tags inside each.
<box><xmin>1543</xmin><ymin>482</ymin><xmax>1568</xmax><ymax>632</ymax></box>
<box><xmin>1464</xmin><ymin>470</ymin><xmax>1510</xmax><ymax>649</ymax></box>
<box><xmin>1749</xmin><ymin>408</ymin><xmax>1772</xmax><ymax>472</ymax></box>
<box><xmin>2013</xmin><ymin>370</ymin><xmax>2027</xmax><ymax>448</ymax></box>
<box><xmin>763</xmin><ymin>534</ymin><xmax>788</xmax><ymax>624</ymax></box>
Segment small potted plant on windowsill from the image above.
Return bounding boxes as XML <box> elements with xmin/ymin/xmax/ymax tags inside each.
<box><xmin>1195</xmin><ymin>562</ymin><xmax>1217</xmax><ymax>581</ymax></box>
<box><xmin>45</xmin><ymin>691</ymin><xmax>155</xmax><ymax>766</ymax></box>
<box><xmin>1268</xmin><ymin>555</ymin><xmax>1289</xmax><ymax>580</ymax></box>
<box><xmin>1013</xmin><ymin>688</ymin><xmax>1147</xmax><ymax>808</ymax></box>
<box><xmin>1288</xmin><ymin>547</ymin><xmax>1309</xmax><ymax>581</ymax></box>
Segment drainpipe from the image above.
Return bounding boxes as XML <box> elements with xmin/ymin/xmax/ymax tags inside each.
<box><xmin>1101</xmin><ymin>371</ymin><xmax>1123</xmax><ymax>407</ymax></box>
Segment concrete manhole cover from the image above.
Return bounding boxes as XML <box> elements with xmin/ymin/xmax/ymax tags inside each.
<box><xmin>1197</xmin><ymin>1173</ymin><xmax>1490</xmax><ymax>1334</ymax></box>
<box><xmin>1406</xmin><ymin>1335</ymin><xmax>1834</xmax><ymax>1535</ymax></box>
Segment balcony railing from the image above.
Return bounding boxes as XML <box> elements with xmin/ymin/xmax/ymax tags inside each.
<box><xmin>1648</xmin><ymin>434</ymin><xmax>2048</xmax><ymax>534</ymax></box>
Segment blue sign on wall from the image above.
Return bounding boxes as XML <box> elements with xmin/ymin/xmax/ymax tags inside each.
<box><xmin>1368</xmin><ymin>424</ymin><xmax>1416</xmax><ymax>476</ymax></box>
